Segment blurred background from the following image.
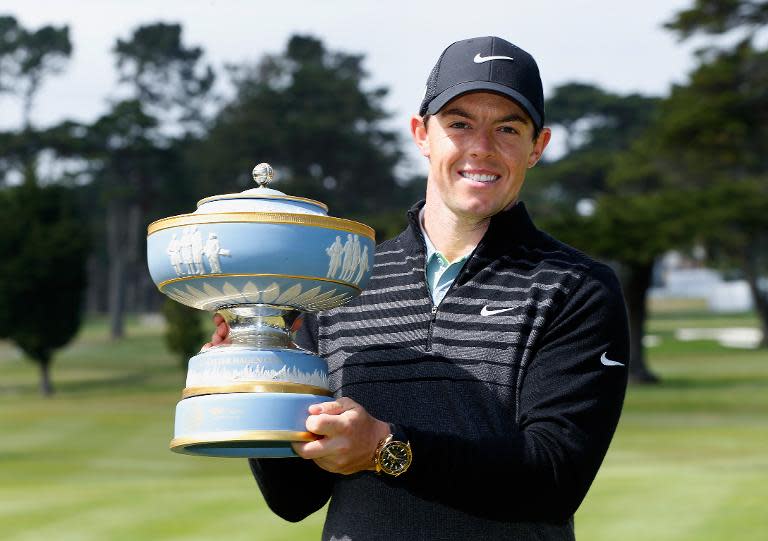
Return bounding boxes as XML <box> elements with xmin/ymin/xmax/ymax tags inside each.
<box><xmin>1</xmin><ymin>1</ymin><xmax>766</xmax><ymax>540</ymax></box>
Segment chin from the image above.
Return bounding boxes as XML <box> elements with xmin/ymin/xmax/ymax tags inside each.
<box><xmin>456</xmin><ymin>202</ymin><xmax>501</xmax><ymax>221</ymax></box>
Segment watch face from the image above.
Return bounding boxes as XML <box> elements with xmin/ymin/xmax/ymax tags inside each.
<box><xmin>380</xmin><ymin>441</ymin><xmax>412</xmax><ymax>476</ymax></box>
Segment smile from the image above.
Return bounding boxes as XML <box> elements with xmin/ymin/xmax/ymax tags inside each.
<box><xmin>459</xmin><ymin>171</ymin><xmax>500</xmax><ymax>183</ymax></box>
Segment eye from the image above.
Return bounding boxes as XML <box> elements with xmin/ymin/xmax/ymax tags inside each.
<box><xmin>498</xmin><ymin>125</ymin><xmax>519</xmax><ymax>135</ymax></box>
<box><xmin>448</xmin><ymin>121</ymin><xmax>471</xmax><ymax>129</ymax></box>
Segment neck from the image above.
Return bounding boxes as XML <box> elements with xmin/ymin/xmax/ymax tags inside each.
<box><xmin>421</xmin><ymin>200</ymin><xmax>489</xmax><ymax>263</ymax></box>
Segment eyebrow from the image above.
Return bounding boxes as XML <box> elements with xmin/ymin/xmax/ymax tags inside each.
<box><xmin>440</xmin><ymin>107</ymin><xmax>530</xmax><ymax>125</ymax></box>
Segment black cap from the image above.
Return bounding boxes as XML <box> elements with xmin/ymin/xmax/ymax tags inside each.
<box><xmin>419</xmin><ymin>36</ymin><xmax>545</xmax><ymax>130</ymax></box>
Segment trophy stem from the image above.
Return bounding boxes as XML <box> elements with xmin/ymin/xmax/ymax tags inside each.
<box><xmin>217</xmin><ymin>304</ymin><xmax>300</xmax><ymax>349</ymax></box>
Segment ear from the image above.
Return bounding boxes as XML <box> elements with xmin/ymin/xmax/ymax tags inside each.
<box><xmin>410</xmin><ymin>115</ymin><xmax>430</xmax><ymax>158</ymax></box>
<box><xmin>527</xmin><ymin>127</ymin><xmax>551</xmax><ymax>168</ymax></box>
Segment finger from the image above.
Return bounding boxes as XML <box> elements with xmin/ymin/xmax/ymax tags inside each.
<box><xmin>211</xmin><ymin>314</ymin><xmax>229</xmax><ymax>340</ymax></box>
<box><xmin>309</xmin><ymin>397</ymin><xmax>356</xmax><ymax>416</ymax></box>
<box><xmin>292</xmin><ymin>438</ymin><xmax>331</xmax><ymax>459</ymax></box>
<box><xmin>290</xmin><ymin>315</ymin><xmax>304</xmax><ymax>333</ymax></box>
<box><xmin>200</xmin><ymin>342</ymin><xmax>213</xmax><ymax>352</ymax></box>
<box><xmin>306</xmin><ymin>412</ymin><xmax>340</xmax><ymax>435</ymax></box>
<box><xmin>291</xmin><ymin>441</ymin><xmax>309</xmax><ymax>456</ymax></box>
<box><xmin>306</xmin><ymin>407</ymin><xmax>364</xmax><ymax>437</ymax></box>
<box><xmin>307</xmin><ymin>403</ymin><xmax>325</xmax><ymax>415</ymax></box>
<box><xmin>214</xmin><ymin>321</ymin><xmax>229</xmax><ymax>338</ymax></box>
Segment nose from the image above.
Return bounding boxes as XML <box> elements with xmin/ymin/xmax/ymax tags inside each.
<box><xmin>469</xmin><ymin>129</ymin><xmax>494</xmax><ymax>158</ymax></box>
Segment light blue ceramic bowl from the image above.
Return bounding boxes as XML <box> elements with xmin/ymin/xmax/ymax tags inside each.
<box><xmin>147</xmin><ymin>183</ymin><xmax>375</xmax><ymax>312</ymax></box>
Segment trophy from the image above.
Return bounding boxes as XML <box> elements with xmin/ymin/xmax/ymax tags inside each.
<box><xmin>146</xmin><ymin>163</ymin><xmax>374</xmax><ymax>457</ymax></box>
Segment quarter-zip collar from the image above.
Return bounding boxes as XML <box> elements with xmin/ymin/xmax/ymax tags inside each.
<box><xmin>403</xmin><ymin>200</ymin><xmax>540</xmax><ymax>260</ymax></box>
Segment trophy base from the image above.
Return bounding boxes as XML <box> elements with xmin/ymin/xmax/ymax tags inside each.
<box><xmin>170</xmin><ymin>430</ymin><xmax>315</xmax><ymax>458</ymax></box>
<box><xmin>171</xmin><ymin>306</ymin><xmax>333</xmax><ymax>459</ymax></box>
<box><xmin>172</xmin><ymin>391</ymin><xmax>328</xmax><ymax>458</ymax></box>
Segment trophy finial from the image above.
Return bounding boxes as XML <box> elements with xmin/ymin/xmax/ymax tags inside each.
<box><xmin>252</xmin><ymin>163</ymin><xmax>274</xmax><ymax>187</ymax></box>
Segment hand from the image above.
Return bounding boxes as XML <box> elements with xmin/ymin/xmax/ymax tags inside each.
<box><xmin>292</xmin><ymin>397</ymin><xmax>391</xmax><ymax>475</ymax></box>
<box><xmin>200</xmin><ymin>313</ymin><xmax>230</xmax><ymax>351</ymax></box>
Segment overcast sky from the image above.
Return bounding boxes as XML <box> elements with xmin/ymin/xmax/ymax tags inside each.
<box><xmin>1</xmin><ymin>0</ymin><xmax>700</xmax><ymax>173</ymax></box>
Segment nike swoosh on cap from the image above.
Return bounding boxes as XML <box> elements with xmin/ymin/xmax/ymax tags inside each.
<box><xmin>473</xmin><ymin>53</ymin><xmax>514</xmax><ymax>63</ymax></box>
<box><xmin>480</xmin><ymin>306</ymin><xmax>516</xmax><ymax>316</ymax></box>
<box><xmin>600</xmin><ymin>352</ymin><xmax>625</xmax><ymax>367</ymax></box>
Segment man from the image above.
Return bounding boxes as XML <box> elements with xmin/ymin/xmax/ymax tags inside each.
<box><xmin>206</xmin><ymin>36</ymin><xmax>629</xmax><ymax>540</ymax></box>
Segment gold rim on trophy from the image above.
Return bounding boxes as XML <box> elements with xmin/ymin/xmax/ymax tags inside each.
<box><xmin>196</xmin><ymin>192</ymin><xmax>329</xmax><ymax>212</ymax></box>
<box><xmin>147</xmin><ymin>212</ymin><xmax>375</xmax><ymax>238</ymax></box>
<box><xmin>182</xmin><ymin>382</ymin><xmax>333</xmax><ymax>399</ymax></box>
<box><xmin>170</xmin><ymin>430</ymin><xmax>318</xmax><ymax>453</ymax></box>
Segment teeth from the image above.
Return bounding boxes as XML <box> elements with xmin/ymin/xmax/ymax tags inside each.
<box><xmin>460</xmin><ymin>172</ymin><xmax>499</xmax><ymax>182</ymax></box>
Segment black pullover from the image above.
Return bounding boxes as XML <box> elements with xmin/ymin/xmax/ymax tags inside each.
<box><xmin>250</xmin><ymin>201</ymin><xmax>629</xmax><ymax>541</ymax></box>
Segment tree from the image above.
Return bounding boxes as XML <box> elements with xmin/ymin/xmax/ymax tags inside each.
<box><xmin>0</xmin><ymin>182</ymin><xmax>89</xmax><ymax>396</ymax></box>
<box><xmin>92</xmin><ymin>22</ymin><xmax>215</xmax><ymax>339</ymax></box>
<box><xmin>665</xmin><ymin>0</ymin><xmax>768</xmax><ymax>40</ymax></box>
<box><xmin>0</xmin><ymin>17</ymin><xmax>90</xmax><ymax>396</ymax></box>
<box><xmin>162</xmin><ymin>298</ymin><xmax>205</xmax><ymax>369</ymax></box>
<box><xmin>591</xmin><ymin>143</ymin><xmax>704</xmax><ymax>379</ymax></box>
<box><xmin>663</xmin><ymin>1</ymin><xmax>768</xmax><ymax>346</ymax></box>
<box><xmin>113</xmin><ymin>22</ymin><xmax>214</xmax><ymax>133</ymax></box>
<box><xmin>0</xmin><ymin>15</ymin><xmax>72</xmax><ymax>191</ymax></box>
<box><xmin>655</xmin><ymin>42</ymin><xmax>768</xmax><ymax>346</ymax></box>
<box><xmin>525</xmin><ymin>84</ymin><xmax>696</xmax><ymax>382</ymax></box>
<box><xmin>0</xmin><ymin>15</ymin><xmax>71</xmax><ymax>129</ymax></box>
<box><xmin>194</xmin><ymin>35</ymin><xmax>405</xmax><ymax>223</ymax></box>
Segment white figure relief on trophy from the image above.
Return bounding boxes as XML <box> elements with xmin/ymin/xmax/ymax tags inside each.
<box><xmin>204</xmin><ymin>233</ymin><xmax>230</xmax><ymax>273</ymax></box>
<box><xmin>180</xmin><ymin>227</ymin><xmax>195</xmax><ymax>274</ymax></box>
<box><xmin>191</xmin><ymin>227</ymin><xmax>204</xmax><ymax>274</ymax></box>
<box><xmin>167</xmin><ymin>234</ymin><xmax>183</xmax><ymax>275</ymax></box>
<box><xmin>168</xmin><ymin>226</ymin><xmax>231</xmax><ymax>277</ymax></box>
<box><xmin>355</xmin><ymin>245</ymin><xmax>369</xmax><ymax>284</ymax></box>
<box><xmin>326</xmin><ymin>236</ymin><xmax>343</xmax><ymax>278</ymax></box>
<box><xmin>325</xmin><ymin>234</ymin><xmax>368</xmax><ymax>285</ymax></box>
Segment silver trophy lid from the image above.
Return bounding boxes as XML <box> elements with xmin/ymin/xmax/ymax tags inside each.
<box><xmin>195</xmin><ymin>163</ymin><xmax>329</xmax><ymax>216</ymax></box>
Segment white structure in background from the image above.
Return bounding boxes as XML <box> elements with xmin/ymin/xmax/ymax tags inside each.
<box><xmin>675</xmin><ymin>327</ymin><xmax>762</xmax><ymax>349</ymax></box>
<box><xmin>649</xmin><ymin>251</ymin><xmax>755</xmax><ymax>313</ymax></box>
<box><xmin>708</xmin><ymin>281</ymin><xmax>753</xmax><ymax>313</ymax></box>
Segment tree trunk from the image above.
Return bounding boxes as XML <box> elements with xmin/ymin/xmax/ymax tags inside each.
<box><xmin>21</xmin><ymin>143</ymin><xmax>38</xmax><ymax>188</ymax></box>
<box><xmin>742</xmin><ymin>249</ymin><xmax>768</xmax><ymax>348</ymax></box>
<box><xmin>85</xmin><ymin>253</ymin><xmax>107</xmax><ymax>314</ymax></box>
<box><xmin>622</xmin><ymin>261</ymin><xmax>660</xmax><ymax>384</ymax></box>
<box><xmin>39</xmin><ymin>358</ymin><xmax>53</xmax><ymax>397</ymax></box>
<box><xmin>125</xmin><ymin>203</ymin><xmax>142</xmax><ymax>314</ymax></box>
<box><xmin>107</xmin><ymin>201</ymin><xmax>126</xmax><ymax>340</ymax></box>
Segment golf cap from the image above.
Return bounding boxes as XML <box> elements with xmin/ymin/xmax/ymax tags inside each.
<box><xmin>419</xmin><ymin>36</ymin><xmax>545</xmax><ymax>130</ymax></box>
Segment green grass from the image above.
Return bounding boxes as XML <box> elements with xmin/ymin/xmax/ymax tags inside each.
<box><xmin>0</xmin><ymin>318</ymin><xmax>324</xmax><ymax>541</ymax></box>
<box><xmin>578</xmin><ymin>348</ymin><xmax>768</xmax><ymax>541</ymax></box>
<box><xmin>1</xmin><ymin>311</ymin><xmax>767</xmax><ymax>540</ymax></box>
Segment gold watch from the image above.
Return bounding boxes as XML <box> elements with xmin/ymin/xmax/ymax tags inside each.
<box><xmin>374</xmin><ymin>426</ymin><xmax>412</xmax><ymax>477</ymax></box>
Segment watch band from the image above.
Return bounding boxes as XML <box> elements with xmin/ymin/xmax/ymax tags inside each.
<box><xmin>389</xmin><ymin>423</ymin><xmax>408</xmax><ymax>443</ymax></box>
<box><xmin>373</xmin><ymin>433</ymin><xmax>393</xmax><ymax>474</ymax></box>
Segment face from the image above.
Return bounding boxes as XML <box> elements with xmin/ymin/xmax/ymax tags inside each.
<box><xmin>411</xmin><ymin>92</ymin><xmax>550</xmax><ymax>223</ymax></box>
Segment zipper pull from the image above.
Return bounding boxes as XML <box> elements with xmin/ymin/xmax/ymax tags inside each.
<box><xmin>431</xmin><ymin>305</ymin><xmax>438</xmax><ymax>316</ymax></box>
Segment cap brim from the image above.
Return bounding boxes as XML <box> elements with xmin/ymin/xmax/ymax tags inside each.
<box><xmin>424</xmin><ymin>81</ymin><xmax>542</xmax><ymax>129</ymax></box>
